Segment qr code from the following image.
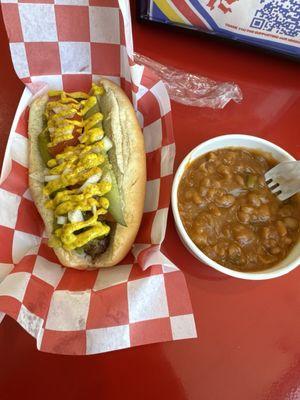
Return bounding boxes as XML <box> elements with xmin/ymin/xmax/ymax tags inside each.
<box><xmin>250</xmin><ymin>0</ymin><xmax>300</xmax><ymax>37</ymax></box>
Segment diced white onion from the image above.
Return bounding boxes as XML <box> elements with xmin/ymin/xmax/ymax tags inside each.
<box><xmin>62</xmin><ymin>168</ymin><xmax>72</xmax><ymax>175</ymax></box>
<box><xmin>29</xmin><ymin>172</ymin><xmax>44</xmax><ymax>183</ymax></box>
<box><xmin>92</xmin><ymin>147</ymin><xmax>102</xmax><ymax>154</ymax></box>
<box><xmin>53</xmin><ymin>106</ymin><xmax>63</xmax><ymax>114</ymax></box>
<box><xmin>93</xmin><ymin>133</ymin><xmax>104</xmax><ymax>142</ymax></box>
<box><xmin>92</xmin><ymin>205</ymin><xmax>97</xmax><ymax>215</ymax></box>
<box><xmin>65</xmin><ymin>125</ymin><xmax>74</xmax><ymax>135</ymax></box>
<box><xmin>44</xmin><ymin>174</ymin><xmax>60</xmax><ymax>182</ymax></box>
<box><xmin>79</xmin><ymin>173</ymin><xmax>102</xmax><ymax>190</ymax></box>
<box><xmin>102</xmin><ymin>136</ymin><xmax>113</xmax><ymax>152</ymax></box>
<box><xmin>68</xmin><ymin>210</ymin><xmax>84</xmax><ymax>223</ymax></box>
<box><xmin>57</xmin><ymin>216</ymin><xmax>67</xmax><ymax>225</ymax></box>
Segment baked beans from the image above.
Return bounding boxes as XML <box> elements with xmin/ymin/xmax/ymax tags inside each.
<box><xmin>178</xmin><ymin>148</ymin><xmax>300</xmax><ymax>272</ymax></box>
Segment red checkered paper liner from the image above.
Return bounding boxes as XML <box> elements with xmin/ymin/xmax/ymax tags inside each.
<box><xmin>0</xmin><ymin>0</ymin><xmax>197</xmax><ymax>355</ymax></box>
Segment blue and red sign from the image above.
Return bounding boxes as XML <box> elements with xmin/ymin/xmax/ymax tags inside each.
<box><xmin>143</xmin><ymin>0</ymin><xmax>300</xmax><ymax>57</ymax></box>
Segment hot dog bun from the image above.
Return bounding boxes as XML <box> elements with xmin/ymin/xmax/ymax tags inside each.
<box><xmin>28</xmin><ymin>79</ymin><xmax>146</xmax><ymax>269</ymax></box>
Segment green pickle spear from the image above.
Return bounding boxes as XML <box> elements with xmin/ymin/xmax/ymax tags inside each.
<box><xmin>38</xmin><ymin>129</ymin><xmax>52</xmax><ymax>164</ymax></box>
<box><xmin>102</xmin><ymin>164</ymin><xmax>126</xmax><ymax>226</ymax></box>
<box><xmin>83</xmin><ymin>97</ymin><xmax>126</xmax><ymax>226</ymax></box>
<box><xmin>84</xmin><ymin>103</ymin><xmax>99</xmax><ymax>120</ymax></box>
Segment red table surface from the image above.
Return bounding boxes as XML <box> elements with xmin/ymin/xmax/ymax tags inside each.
<box><xmin>1</xmin><ymin>3</ymin><xmax>300</xmax><ymax>400</ymax></box>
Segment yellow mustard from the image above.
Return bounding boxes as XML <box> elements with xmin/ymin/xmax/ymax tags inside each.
<box><xmin>44</xmin><ymin>166</ymin><xmax>103</xmax><ymax>195</ymax></box>
<box><xmin>79</xmin><ymin>96</ymin><xmax>97</xmax><ymax>116</ymax></box>
<box><xmin>48</xmin><ymin>90</ymin><xmax>89</xmax><ymax>100</ymax></box>
<box><xmin>48</xmin><ymin>90</ymin><xmax>64</xmax><ymax>97</ymax></box>
<box><xmin>67</xmin><ymin>92</ymin><xmax>89</xmax><ymax>100</ymax></box>
<box><xmin>55</xmin><ymin>211</ymin><xmax>110</xmax><ymax>250</ymax></box>
<box><xmin>91</xmin><ymin>83</ymin><xmax>105</xmax><ymax>96</ymax></box>
<box><xmin>43</xmin><ymin>84</ymin><xmax>113</xmax><ymax>251</ymax></box>
<box><xmin>60</xmin><ymin>97</ymin><xmax>80</xmax><ymax>105</ymax></box>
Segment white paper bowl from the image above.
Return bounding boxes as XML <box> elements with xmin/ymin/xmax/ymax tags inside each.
<box><xmin>172</xmin><ymin>134</ymin><xmax>300</xmax><ymax>280</ymax></box>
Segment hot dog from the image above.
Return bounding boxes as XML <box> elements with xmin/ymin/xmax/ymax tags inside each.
<box><xmin>28</xmin><ymin>79</ymin><xmax>146</xmax><ymax>269</ymax></box>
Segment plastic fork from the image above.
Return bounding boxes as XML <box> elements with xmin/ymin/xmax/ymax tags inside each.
<box><xmin>265</xmin><ymin>161</ymin><xmax>300</xmax><ymax>201</ymax></box>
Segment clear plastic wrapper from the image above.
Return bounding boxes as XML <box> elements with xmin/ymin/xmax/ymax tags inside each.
<box><xmin>134</xmin><ymin>53</ymin><xmax>243</xmax><ymax>109</ymax></box>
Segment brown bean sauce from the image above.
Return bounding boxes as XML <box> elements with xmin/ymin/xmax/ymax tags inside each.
<box><xmin>178</xmin><ymin>148</ymin><xmax>300</xmax><ymax>272</ymax></box>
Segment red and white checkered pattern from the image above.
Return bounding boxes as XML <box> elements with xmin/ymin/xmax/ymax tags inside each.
<box><xmin>0</xmin><ymin>0</ymin><xmax>197</xmax><ymax>355</ymax></box>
